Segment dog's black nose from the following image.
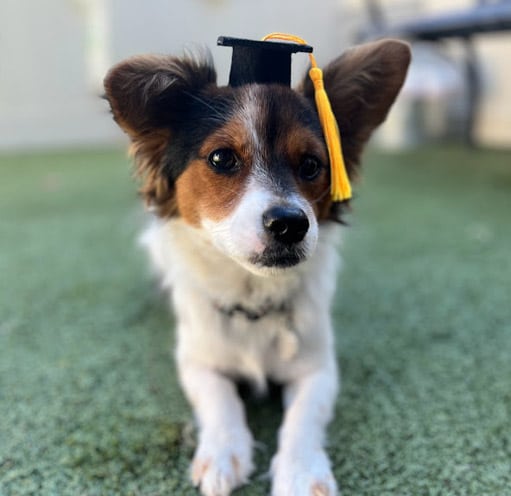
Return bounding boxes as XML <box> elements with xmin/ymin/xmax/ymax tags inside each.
<box><xmin>262</xmin><ymin>206</ymin><xmax>309</xmax><ymax>245</ymax></box>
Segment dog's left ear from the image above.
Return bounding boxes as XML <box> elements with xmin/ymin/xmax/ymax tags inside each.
<box><xmin>301</xmin><ymin>39</ymin><xmax>411</xmax><ymax>177</ymax></box>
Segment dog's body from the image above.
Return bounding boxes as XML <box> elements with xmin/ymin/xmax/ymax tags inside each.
<box><xmin>105</xmin><ymin>38</ymin><xmax>410</xmax><ymax>496</ymax></box>
<box><xmin>141</xmin><ymin>218</ymin><xmax>340</xmax><ymax>494</ymax></box>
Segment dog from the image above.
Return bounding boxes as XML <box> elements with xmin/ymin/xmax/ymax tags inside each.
<box><xmin>104</xmin><ymin>37</ymin><xmax>410</xmax><ymax>496</ymax></box>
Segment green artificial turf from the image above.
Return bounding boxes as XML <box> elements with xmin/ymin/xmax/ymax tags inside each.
<box><xmin>1</xmin><ymin>145</ymin><xmax>510</xmax><ymax>496</ymax></box>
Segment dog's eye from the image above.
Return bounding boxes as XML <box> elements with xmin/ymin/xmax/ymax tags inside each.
<box><xmin>208</xmin><ymin>148</ymin><xmax>239</xmax><ymax>174</ymax></box>
<box><xmin>299</xmin><ymin>155</ymin><xmax>323</xmax><ymax>181</ymax></box>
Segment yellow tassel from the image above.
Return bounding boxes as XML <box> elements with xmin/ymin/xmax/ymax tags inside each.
<box><xmin>262</xmin><ymin>32</ymin><xmax>352</xmax><ymax>202</ymax></box>
<box><xmin>308</xmin><ymin>67</ymin><xmax>352</xmax><ymax>201</ymax></box>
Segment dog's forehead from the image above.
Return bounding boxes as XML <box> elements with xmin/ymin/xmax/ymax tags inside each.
<box><xmin>199</xmin><ymin>84</ymin><xmax>321</xmax><ymax>138</ymax></box>
<box><xmin>235</xmin><ymin>84</ymin><xmax>321</xmax><ymax>135</ymax></box>
<box><xmin>196</xmin><ymin>83</ymin><xmax>328</xmax><ymax>182</ymax></box>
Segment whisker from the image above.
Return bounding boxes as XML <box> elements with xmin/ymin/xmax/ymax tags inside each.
<box><xmin>184</xmin><ymin>91</ymin><xmax>227</xmax><ymax>121</ymax></box>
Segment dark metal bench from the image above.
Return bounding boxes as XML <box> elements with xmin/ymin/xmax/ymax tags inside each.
<box><xmin>359</xmin><ymin>0</ymin><xmax>511</xmax><ymax>145</ymax></box>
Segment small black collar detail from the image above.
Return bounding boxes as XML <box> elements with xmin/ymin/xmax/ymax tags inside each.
<box><xmin>214</xmin><ymin>300</ymin><xmax>291</xmax><ymax>321</ymax></box>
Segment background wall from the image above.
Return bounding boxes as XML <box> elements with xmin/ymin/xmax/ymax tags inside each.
<box><xmin>0</xmin><ymin>0</ymin><xmax>346</xmax><ymax>150</ymax></box>
<box><xmin>1</xmin><ymin>0</ymin><xmax>510</xmax><ymax>150</ymax></box>
<box><xmin>343</xmin><ymin>0</ymin><xmax>511</xmax><ymax>148</ymax></box>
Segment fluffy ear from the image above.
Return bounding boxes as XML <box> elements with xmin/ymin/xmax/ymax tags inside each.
<box><xmin>104</xmin><ymin>53</ymin><xmax>216</xmax><ymax>216</ymax></box>
<box><xmin>301</xmin><ymin>39</ymin><xmax>411</xmax><ymax>178</ymax></box>
<box><xmin>104</xmin><ymin>53</ymin><xmax>216</xmax><ymax>137</ymax></box>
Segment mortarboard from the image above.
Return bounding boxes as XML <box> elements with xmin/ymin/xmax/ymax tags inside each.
<box><xmin>217</xmin><ymin>33</ymin><xmax>352</xmax><ymax>203</ymax></box>
<box><xmin>217</xmin><ymin>36</ymin><xmax>313</xmax><ymax>87</ymax></box>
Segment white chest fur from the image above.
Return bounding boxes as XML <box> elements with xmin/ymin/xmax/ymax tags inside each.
<box><xmin>141</xmin><ymin>218</ymin><xmax>341</xmax><ymax>390</ymax></box>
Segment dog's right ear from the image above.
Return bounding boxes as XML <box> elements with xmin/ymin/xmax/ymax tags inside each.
<box><xmin>104</xmin><ymin>53</ymin><xmax>217</xmax><ymax>216</ymax></box>
<box><xmin>104</xmin><ymin>53</ymin><xmax>217</xmax><ymax>138</ymax></box>
<box><xmin>301</xmin><ymin>39</ymin><xmax>410</xmax><ymax>180</ymax></box>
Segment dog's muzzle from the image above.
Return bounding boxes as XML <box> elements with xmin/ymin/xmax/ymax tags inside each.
<box><xmin>249</xmin><ymin>205</ymin><xmax>310</xmax><ymax>268</ymax></box>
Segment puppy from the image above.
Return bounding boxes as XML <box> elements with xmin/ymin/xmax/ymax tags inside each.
<box><xmin>104</xmin><ymin>38</ymin><xmax>410</xmax><ymax>496</ymax></box>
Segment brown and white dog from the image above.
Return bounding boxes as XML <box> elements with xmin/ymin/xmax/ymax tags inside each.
<box><xmin>104</xmin><ymin>38</ymin><xmax>410</xmax><ymax>496</ymax></box>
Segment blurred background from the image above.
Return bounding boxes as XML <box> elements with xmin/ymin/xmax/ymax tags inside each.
<box><xmin>1</xmin><ymin>0</ymin><xmax>510</xmax><ymax>151</ymax></box>
<box><xmin>1</xmin><ymin>2</ymin><xmax>510</xmax><ymax>495</ymax></box>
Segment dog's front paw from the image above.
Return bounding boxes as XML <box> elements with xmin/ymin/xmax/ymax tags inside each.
<box><xmin>271</xmin><ymin>449</ymin><xmax>338</xmax><ymax>496</ymax></box>
<box><xmin>191</xmin><ymin>428</ymin><xmax>254</xmax><ymax>496</ymax></box>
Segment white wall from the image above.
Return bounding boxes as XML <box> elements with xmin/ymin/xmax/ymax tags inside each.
<box><xmin>0</xmin><ymin>0</ymin><xmax>116</xmax><ymax>149</ymax></box>
<box><xmin>0</xmin><ymin>0</ymin><xmax>348</xmax><ymax>151</ymax></box>
<box><xmin>109</xmin><ymin>0</ymin><xmax>347</xmax><ymax>85</ymax></box>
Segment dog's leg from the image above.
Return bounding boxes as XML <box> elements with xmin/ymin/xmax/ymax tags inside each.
<box><xmin>178</xmin><ymin>360</ymin><xmax>254</xmax><ymax>496</ymax></box>
<box><xmin>271</xmin><ymin>358</ymin><xmax>339</xmax><ymax>496</ymax></box>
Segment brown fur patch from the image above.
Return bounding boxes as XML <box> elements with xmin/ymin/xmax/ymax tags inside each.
<box><xmin>128</xmin><ymin>130</ymin><xmax>178</xmax><ymax>217</ymax></box>
<box><xmin>282</xmin><ymin>126</ymin><xmax>331</xmax><ymax>220</ymax></box>
<box><xmin>174</xmin><ymin>118</ymin><xmax>254</xmax><ymax>225</ymax></box>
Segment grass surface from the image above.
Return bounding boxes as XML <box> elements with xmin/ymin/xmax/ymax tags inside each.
<box><xmin>1</xmin><ymin>146</ymin><xmax>510</xmax><ymax>496</ymax></box>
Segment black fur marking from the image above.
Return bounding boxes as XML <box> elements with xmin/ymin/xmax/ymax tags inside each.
<box><xmin>161</xmin><ymin>89</ymin><xmax>237</xmax><ymax>181</ymax></box>
<box><xmin>250</xmin><ymin>244</ymin><xmax>306</xmax><ymax>268</ymax></box>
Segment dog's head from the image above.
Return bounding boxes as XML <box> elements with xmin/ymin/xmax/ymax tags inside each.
<box><xmin>104</xmin><ymin>40</ymin><xmax>410</xmax><ymax>275</ymax></box>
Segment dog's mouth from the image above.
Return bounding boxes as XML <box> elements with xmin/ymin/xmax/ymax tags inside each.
<box><xmin>249</xmin><ymin>245</ymin><xmax>306</xmax><ymax>269</ymax></box>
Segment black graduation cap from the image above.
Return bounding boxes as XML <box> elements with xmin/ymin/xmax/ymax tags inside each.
<box><xmin>217</xmin><ymin>36</ymin><xmax>313</xmax><ymax>87</ymax></box>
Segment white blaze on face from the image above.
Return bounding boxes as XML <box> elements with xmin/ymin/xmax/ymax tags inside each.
<box><xmin>202</xmin><ymin>175</ymin><xmax>319</xmax><ymax>275</ymax></box>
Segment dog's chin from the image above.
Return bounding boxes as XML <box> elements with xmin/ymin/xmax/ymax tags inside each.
<box><xmin>236</xmin><ymin>246</ymin><xmax>308</xmax><ymax>277</ymax></box>
<box><xmin>252</xmin><ymin>247</ymin><xmax>304</xmax><ymax>268</ymax></box>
